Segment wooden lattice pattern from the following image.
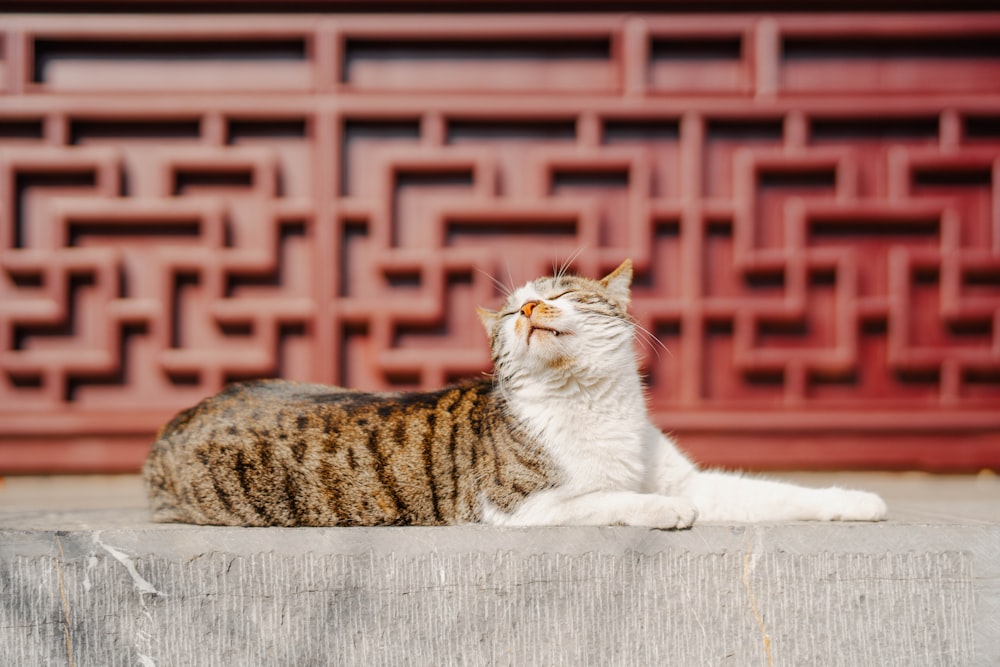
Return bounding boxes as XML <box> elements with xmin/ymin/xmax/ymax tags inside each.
<box><xmin>1</xmin><ymin>13</ymin><xmax>999</xmax><ymax>471</ymax></box>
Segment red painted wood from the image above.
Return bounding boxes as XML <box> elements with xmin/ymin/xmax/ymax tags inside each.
<box><xmin>1</xmin><ymin>12</ymin><xmax>999</xmax><ymax>472</ymax></box>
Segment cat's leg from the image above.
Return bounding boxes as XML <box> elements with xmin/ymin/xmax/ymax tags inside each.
<box><xmin>646</xmin><ymin>425</ymin><xmax>887</xmax><ymax>522</ymax></box>
<box><xmin>481</xmin><ymin>488</ymin><xmax>698</xmax><ymax>529</ymax></box>
<box><xmin>681</xmin><ymin>470</ymin><xmax>887</xmax><ymax>522</ymax></box>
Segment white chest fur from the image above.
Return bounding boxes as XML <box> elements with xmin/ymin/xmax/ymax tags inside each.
<box><xmin>506</xmin><ymin>376</ymin><xmax>651</xmax><ymax>494</ymax></box>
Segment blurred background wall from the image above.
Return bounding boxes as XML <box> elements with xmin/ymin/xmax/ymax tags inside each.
<box><xmin>1</xmin><ymin>4</ymin><xmax>998</xmax><ymax>473</ymax></box>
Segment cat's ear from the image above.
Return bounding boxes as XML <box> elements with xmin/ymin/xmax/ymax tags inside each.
<box><xmin>599</xmin><ymin>259</ymin><xmax>633</xmax><ymax>307</ymax></box>
<box><xmin>476</xmin><ymin>307</ymin><xmax>499</xmax><ymax>335</ymax></box>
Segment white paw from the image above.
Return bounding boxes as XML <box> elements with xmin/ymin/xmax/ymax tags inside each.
<box><xmin>817</xmin><ymin>489</ymin><xmax>888</xmax><ymax>521</ymax></box>
<box><xmin>631</xmin><ymin>495</ymin><xmax>698</xmax><ymax>529</ymax></box>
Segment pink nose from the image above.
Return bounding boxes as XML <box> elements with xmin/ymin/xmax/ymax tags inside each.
<box><xmin>520</xmin><ymin>300</ymin><xmax>539</xmax><ymax>317</ymax></box>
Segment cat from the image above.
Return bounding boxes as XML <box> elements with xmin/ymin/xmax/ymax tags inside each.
<box><xmin>143</xmin><ymin>259</ymin><xmax>887</xmax><ymax>527</ymax></box>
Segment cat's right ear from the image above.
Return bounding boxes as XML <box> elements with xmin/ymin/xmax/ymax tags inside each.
<box><xmin>476</xmin><ymin>307</ymin><xmax>499</xmax><ymax>335</ymax></box>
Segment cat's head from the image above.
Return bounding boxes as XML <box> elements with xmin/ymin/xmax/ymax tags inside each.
<box><xmin>477</xmin><ymin>259</ymin><xmax>635</xmax><ymax>384</ymax></box>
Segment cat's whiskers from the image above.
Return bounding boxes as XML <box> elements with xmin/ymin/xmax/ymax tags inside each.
<box><xmin>584</xmin><ymin>310</ymin><xmax>671</xmax><ymax>360</ymax></box>
<box><xmin>476</xmin><ymin>267</ymin><xmax>513</xmax><ymax>298</ymax></box>
<box><xmin>504</xmin><ymin>260</ymin><xmax>516</xmax><ymax>296</ymax></box>
<box><xmin>630</xmin><ymin>317</ymin><xmax>672</xmax><ymax>360</ymax></box>
<box><xmin>552</xmin><ymin>248</ymin><xmax>586</xmax><ymax>282</ymax></box>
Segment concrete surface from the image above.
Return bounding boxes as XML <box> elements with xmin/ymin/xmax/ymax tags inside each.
<box><xmin>1</xmin><ymin>473</ymin><xmax>998</xmax><ymax>666</ymax></box>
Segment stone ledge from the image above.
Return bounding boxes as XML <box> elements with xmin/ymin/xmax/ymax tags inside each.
<box><xmin>2</xmin><ymin>507</ymin><xmax>998</xmax><ymax>666</ymax></box>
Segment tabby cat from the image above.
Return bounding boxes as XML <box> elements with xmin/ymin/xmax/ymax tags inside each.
<box><xmin>143</xmin><ymin>259</ymin><xmax>887</xmax><ymax>527</ymax></box>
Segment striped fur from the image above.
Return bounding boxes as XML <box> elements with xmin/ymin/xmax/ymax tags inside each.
<box><xmin>144</xmin><ymin>379</ymin><xmax>554</xmax><ymax>526</ymax></box>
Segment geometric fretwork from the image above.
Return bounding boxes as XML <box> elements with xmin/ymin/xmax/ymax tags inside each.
<box><xmin>2</xmin><ymin>13</ymin><xmax>999</xmax><ymax>471</ymax></box>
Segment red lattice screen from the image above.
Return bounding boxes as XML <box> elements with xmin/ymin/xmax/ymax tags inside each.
<box><xmin>2</xmin><ymin>12</ymin><xmax>999</xmax><ymax>473</ymax></box>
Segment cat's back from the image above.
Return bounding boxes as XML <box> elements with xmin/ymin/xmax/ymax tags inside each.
<box><xmin>143</xmin><ymin>378</ymin><xmax>554</xmax><ymax>527</ymax></box>
<box><xmin>154</xmin><ymin>379</ymin><xmax>351</xmax><ymax>440</ymax></box>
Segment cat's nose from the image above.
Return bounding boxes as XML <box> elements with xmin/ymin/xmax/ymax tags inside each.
<box><xmin>520</xmin><ymin>300</ymin><xmax>540</xmax><ymax>318</ymax></box>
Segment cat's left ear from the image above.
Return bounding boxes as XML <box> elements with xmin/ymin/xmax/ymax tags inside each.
<box><xmin>599</xmin><ymin>259</ymin><xmax>633</xmax><ymax>308</ymax></box>
<box><xmin>476</xmin><ymin>307</ymin><xmax>499</xmax><ymax>335</ymax></box>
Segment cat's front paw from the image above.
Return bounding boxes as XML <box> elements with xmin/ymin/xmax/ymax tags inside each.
<box><xmin>817</xmin><ymin>489</ymin><xmax>887</xmax><ymax>522</ymax></box>
<box><xmin>633</xmin><ymin>495</ymin><xmax>698</xmax><ymax>530</ymax></box>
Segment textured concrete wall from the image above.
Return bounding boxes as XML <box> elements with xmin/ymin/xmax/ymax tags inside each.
<box><xmin>2</xmin><ymin>516</ymin><xmax>996</xmax><ymax>666</ymax></box>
